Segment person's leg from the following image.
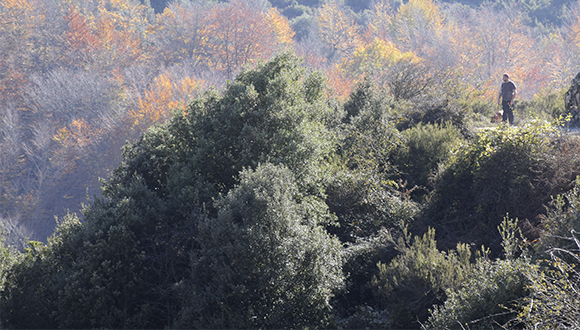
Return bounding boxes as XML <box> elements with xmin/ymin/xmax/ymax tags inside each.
<box><xmin>502</xmin><ymin>101</ymin><xmax>514</xmax><ymax>124</ymax></box>
<box><xmin>502</xmin><ymin>101</ymin><xmax>510</xmax><ymax>123</ymax></box>
<box><xmin>507</xmin><ymin>104</ymin><xmax>514</xmax><ymax>124</ymax></box>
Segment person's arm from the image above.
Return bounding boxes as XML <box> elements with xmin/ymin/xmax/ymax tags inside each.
<box><xmin>511</xmin><ymin>88</ymin><xmax>517</xmax><ymax>105</ymax></box>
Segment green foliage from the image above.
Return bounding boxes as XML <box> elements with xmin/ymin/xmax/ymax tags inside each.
<box><xmin>371</xmin><ymin>228</ymin><xmax>472</xmax><ymax>329</ymax></box>
<box><xmin>334</xmin><ymin>231</ymin><xmax>398</xmax><ymax>328</ymax></box>
<box><xmin>1</xmin><ymin>240</ymin><xmax>57</xmax><ymax>329</ymax></box>
<box><xmin>499</xmin><ymin>216</ymin><xmax>525</xmax><ymax>260</ymax></box>
<box><xmin>1</xmin><ymin>185</ymin><xmax>193</xmax><ymax>329</ymax></box>
<box><xmin>107</xmin><ymin>51</ymin><xmax>336</xmax><ymax>216</ymax></box>
<box><xmin>326</xmin><ymin>170</ymin><xmax>419</xmax><ymax>242</ymax></box>
<box><xmin>0</xmin><ymin>230</ymin><xmax>16</xmax><ymax>289</ymax></box>
<box><xmin>1</xmin><ymin>52</ymin><xmax>340</xmax><ymax>329</ymax></box>
<box><xmin>424</xmin><ymin>256</ymin><xmax>532</xmax><ymax>330</ymax></box>
<box><xmin>290</xmin><ymin>13</ymin><xmax>316</xmax><ymax>40</ymax></box>
<box><xmin>515</xmin><ymin>88</ymin><xmax>567</xmax><ymax>120</ymax></box>
<box><xmin>327</xmin><ymin>80</ymin><xmax>419</xmax><ymax>241</ymax></box>
<box><xmin>177</xmin><ymin>164</ymin><xmax>344</xmax><ymax>329</ymax></box>
<box><xmin>281</xmin><ymin>3</ymin><xmax>312</xmax><ymax>19</ymax></box>
<box><xmin>517</xmin><ymin>185</ymin><xmax>580</xmax><ymax>328</ymax></box>
<box><xmin>341</xmin><ymin>80</ymin><xmax>401</xmax><ymax>174</ymax></box>
<box><xmin>494</xmin><ymin>0</ymin><xmax>574</xmax><ymax>29</ymax></box>
<box><xmin>420</xmin><ymin>121</ymin><xmax>580</xmax><ymax>255</ymax></box>
<box><xmin>519</xmin><ymin>236</ymin><xmax>580</xmax><ymax>328</ymax></box>
<box><xmin>392</xmin><ymin>123</ymin><xmax>462</xmax><ymax>201</ymax></box>
<box><xmin>536</xmin><ymin>176</ymin><xmax>580</xmax><ymax>256</ymax></box>
<box><xmin>0</xmin><ymin>232</ymin><xmax>20</xmax><ymax>328</ymax></box>
<box><xmin>421</xmin><ymin>218</ymin><xmax>530</xmax><ymax>330</ymax></box>
<box><xmin>395</xmin><ymin>96</ymin><xmax>471</xmax><ymax>136</ymax></box>
<box><xmin>183</xmin><ymin>51</ymin><xmax>337</xmax><ymax>204</ymax></box>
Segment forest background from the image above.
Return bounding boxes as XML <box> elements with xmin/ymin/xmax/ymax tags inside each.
<box><xmin>1</xmin><ymin>0</ymin><xmax>579</xmax><ymax>243</ymax></box>
<box><xmin>3</xmin><ymin>0</ymin><xmax>580</xmax><ymax>328</ymax></box>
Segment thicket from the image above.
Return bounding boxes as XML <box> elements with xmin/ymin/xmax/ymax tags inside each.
<box><xmin>2</xmin><ymin>50</ymin><xmax>580</xmax><ymax>329</ymax></box>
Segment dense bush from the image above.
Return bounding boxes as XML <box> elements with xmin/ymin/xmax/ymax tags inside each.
<box><xmin>419</xmin><ymin>121</ymin><xmax>580</xmax><ymax>255</ymax></box>
<box><xmin>0</xmin><ymin>53</ymin><xmax>343</xmax><ymax>329</ymax></box>
<box><xmin>392</xmin><ymin>123</ymin><xmax>462</xmax><ymax>201</ymax></box>
<box><xmin>536</xmin><ymin>177</ymin><xmax>580</xmax><ymax>255</ymax></box>
<box><xmin>520</xmin><ymin>240</ymin><xmax>580</xmax><ymax>329</ymax></box>
<box><xmin>327</xmin><ymin>79</ymin><xmax>418</xmax><ymax>242</ymax></box>
<box><xmin>515</xmin><ymin>88</ymin><xmax>566</xmax><ymax>121</ymax></box>
<box><xmin>177</xmin><ymin>164</ymin><xmax>344</xmax><ymax>328</ymax></box>
<box><xmin>423</xmin><ymin>218</ymin><xmax>532</xmax><ymax>329</ymax></box>
<box><xmin>424</xmin><ymin>256</ymin><xmax>532</xmax><ymax>329</ymax></box>
<box><xmin>371</xmin><ymin>228</ymin><xmax>472</xmax><ymax>329</ymax></box>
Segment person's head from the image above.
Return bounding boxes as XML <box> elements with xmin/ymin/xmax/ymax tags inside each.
<box><xmin>502</xmin><ymin>74</ymin><xmax>509</xmax><ymax>82</ymax></box>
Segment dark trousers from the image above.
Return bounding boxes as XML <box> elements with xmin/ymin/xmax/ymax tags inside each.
<box><xmin>501</xmin><ymin>101</ymin><xmax>514</xmax><ymax>124</ymax></box>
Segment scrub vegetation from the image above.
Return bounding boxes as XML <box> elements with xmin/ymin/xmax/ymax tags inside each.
<box><xmin>3</xmin><ymin>0</ymin><xmax>580</xmax><ymax>328</ymax></box>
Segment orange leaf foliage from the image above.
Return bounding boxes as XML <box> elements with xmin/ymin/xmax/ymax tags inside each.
<box><xmin>53</xmin><ymin>118</ymin><xmax>101</xmax><ymax>150</ymax></box>
<box><xmin>65</xmin><ymin>6</ymin><xmax>100</xmax><ymax>54</ymax></box>
<box><xmin>130</xmin><ymin>73</ymin><xmax>204</xmax><ymax>129</ymax></box>
<box><xmin>204</xmin><ymin>0</ymin><xmax>278</xmax><ymax>77</ymax></box>
<box><xmin>326</xmin><ymin>65</ymin><xmax>355</xmax><ymax>101</ymax></box>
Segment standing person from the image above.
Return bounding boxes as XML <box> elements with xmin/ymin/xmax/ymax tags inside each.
<box><xmin>497</xmin><ymin>74</ymin><xmax>517</xmax><ymax>124</ymax></box>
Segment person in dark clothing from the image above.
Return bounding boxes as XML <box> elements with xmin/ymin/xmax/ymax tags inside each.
<box><xmin>497</xmin><ymin>74</ymin><xmax>517</xmax><ymax>124</ymax></box>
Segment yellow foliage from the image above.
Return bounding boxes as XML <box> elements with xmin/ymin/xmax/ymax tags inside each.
<box><xmin>265</xmin><ymin>8</ymin><xmax>295</xmax><ymax>46</ymax></box>
<box><xmin>367</xmin><ymin>0</ymin><xmax>394</xmax><ymax>41</ymax></box>
<box><xmin>392</xmin><ymin>0</ymin><xmax>448</xmax><ymax>56</ymax></box>
<box><xmin>317</xmin><ymin>0</ymin><xmax>362</xmax><ymax>58</ymax></box>
<box><xmin>53</xmin><ymin>119</ymin><xmax>101</xmax><ymax>150</ymax></box>
<box><xmin>96</xmin><ymin>0</ymin><xmax>151</xmax><ymax>34</ymax></box>
<box><xmin>2</xmin><ymin>0</ymin><xmax>33</xmax><ymax>12</ymax></box>
<box><xmin>342</xmin><ymin>38</ymin><xmax>421</xmax><ymax>77</ymax></box>
<box><xmin>395</xmin><ymin>0</ymin><xmax>444</xmax><ymax>34</ymax></box>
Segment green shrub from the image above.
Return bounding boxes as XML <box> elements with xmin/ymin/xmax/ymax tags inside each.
<box><xmin>424</xmin><ymin>218</ymin><xmax>532</xmax><ymax>329</ymax></box>
<box><xmin>177</xmin><ymin>164</ymin><xmax>344</xmax><ymax>329</ymax></box>
<box><xmin>395</xmin><ymin>95</ymin><xmax>471</xmax><ymax>136</ymax></box>
<box><xmin>519</xmin><ymin>238</ymin><xmax>580</xmax><ymax>329</ymax></box>
<box><xmin>536</xmin><ymin>177</ymin><xmax>580</xmax><ymax>256</ymax></box>
<box><xmin>326</xmin><ymin>169</ymin><xmax>419</xmax><ymax>242</ymax></box>
<box><xmin>515</xmin><ymin>87</ymin><xmax>566</xmax><ymax>121</ymax></box>
<box><xmin>392</xmin><ymin>123</ymin><xmax>462</xmax><ymax>202</ymax></box>
<box><xmin>420</xmin><ymin>121</ymin><xmax>580</xmax><ymax>255</ymax></box>
<box><xmin>424</xmin><ymin>256</ymin><xmax>532</xmax><ymax>330</ymax></box>
<box><xmin>371</xmin><ymin>228</ymin><xmax>472</xmax><ymax>329</ymax></box>
<box><xmin>327</xmin><ymin>79</ymin><xmax>419</xmax><ymax>242</ymax></box>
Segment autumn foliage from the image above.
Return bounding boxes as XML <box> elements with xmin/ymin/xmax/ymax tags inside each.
<box><xmin>3</xmin><ymin>0</ymin><xmax>580</xmax><ymax>329</ymax></box>
<box><xmin>0</xmin><ymin>0</ymin><xmax>580</xmax><ymax>248</ymax></box>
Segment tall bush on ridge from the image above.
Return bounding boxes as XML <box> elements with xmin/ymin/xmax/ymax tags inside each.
<box><xmin>420</xmin><ymin>121</ymin><xmax>580</xmax><ymax>255</ymax></box>
<box><xmin>0</xmin><ymin>52</ymin><xmax>340</xmax><ymax>329</ymax></box>
<box><xmin>328</xmin><ymin>79</ymin><xmax>417</xmax><ymax>241</ymax></box>
<box><xmin>392</xmin><ymin>123</ymin><xmax>462</xmax><ymax>202</ymax></box>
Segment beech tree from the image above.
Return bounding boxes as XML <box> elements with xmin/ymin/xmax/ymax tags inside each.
<box><xmin>316</xmin><ymin>0</ymin><xmax>361</xmax><ymax>61</ymax></box>
<box><xmin>204</xmin><ymin>0</ymin><xmax>281</xmax><ymax>77</ymax></box>
<box><xmin>152</xmin><ymin>0</ymin><xmax>213</xmax><ymax>68</ymax></box>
